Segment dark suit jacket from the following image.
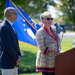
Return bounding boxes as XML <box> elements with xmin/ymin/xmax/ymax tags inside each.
<box><xmin>0</xmin><ymin>20</ymin><xmax>21</xmax><ymax>69</ymax></box>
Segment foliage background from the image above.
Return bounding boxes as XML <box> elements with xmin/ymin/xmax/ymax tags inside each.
<box><xmin>0</xmin><ymin>0</ymin><xmax>75</xmax><ymax>25</ymax></box>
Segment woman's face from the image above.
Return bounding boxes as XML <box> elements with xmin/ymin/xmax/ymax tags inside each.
<box><xmin>42</xmin><ymin>15</ymin><xmax>53</xmax><ymax>27</ymax></box>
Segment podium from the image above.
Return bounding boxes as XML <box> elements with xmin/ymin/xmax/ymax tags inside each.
<box><xmin>55</xmin><ymin>48</ymin><xmax>75</xmax><ymax>75</ymax></box>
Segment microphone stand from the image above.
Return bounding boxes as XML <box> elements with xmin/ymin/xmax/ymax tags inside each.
<box><xmin>55</xmin><ymin>25</ymin><xmax>59</xmax><ymax>52</ymax></box>
<box><xmin>55</xmin><ymin>25</ymin><xmax>64</xmax><ymax>52</ymax></box>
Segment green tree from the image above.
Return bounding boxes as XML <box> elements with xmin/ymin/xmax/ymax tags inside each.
<box><xmin>0</xmin><ymin>0</ymin><xmax>56</xmax><ymax>20</ymax></box>
<box><xmin>55</xmin><ymin>0</ymin><xmax>75</xmax><ymax>25</ymax></box>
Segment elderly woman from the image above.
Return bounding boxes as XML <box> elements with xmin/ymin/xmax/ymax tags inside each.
<box><xmin>36</xmin><ymin>11</ymin><xmax>61</xmax><ymax>75</ymax></box>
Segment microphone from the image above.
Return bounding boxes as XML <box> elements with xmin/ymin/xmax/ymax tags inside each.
<box><xmin>54</xmin><ymin>23</ymin><xmax>63</xmax><ymax>31</ymax></box>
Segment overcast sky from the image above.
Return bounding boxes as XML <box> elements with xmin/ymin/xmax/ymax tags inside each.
<box><xmin>47</xmin><ymin>0</ymin><xmax>62</xmax><ymax>18</ymax></box>
<box><xmin>48</xmin><ymin>5</ymin><xmax>57</xmax><ymax>18</ymax></box>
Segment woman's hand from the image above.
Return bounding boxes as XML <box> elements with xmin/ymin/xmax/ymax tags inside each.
<box><xmin>54</xmin><ymin>50</ymin><xmax>60</xmax><ymax>56</ymax></box>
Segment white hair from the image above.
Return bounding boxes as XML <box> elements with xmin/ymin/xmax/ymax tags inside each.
<box><xmin>4</xmin><ymin>7</ymin><xmax>16</xmax><ymax>17</ymax></box>
<box><xmin>40</xmin><ymin>11</ymin><xmax>51</xmax><ymax>20</ymax></box>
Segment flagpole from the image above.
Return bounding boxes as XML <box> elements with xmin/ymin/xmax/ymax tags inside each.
<box><xmin>10</xmin><ymin>0</ymin><xmax>36</xmax><ymax>31</ymax></box>
<box><xmin>6</xmin><ymin>0</ymin><xmax>9</xmax><ymax>7</ymax></box>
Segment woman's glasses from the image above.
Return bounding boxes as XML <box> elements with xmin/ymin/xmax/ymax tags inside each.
<box><xmin>42</xmin><ymin>17</ymin><xmax>53</xmax><ymax>20</ymax></box>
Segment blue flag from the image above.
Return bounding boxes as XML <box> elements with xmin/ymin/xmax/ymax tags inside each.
<box><xmin>6</xmin><ymin>0</ymin><xmax>38</xmax><ymax>46</ymax></box>
<box><xmin>35</xmin><ymin>23</ymin><xmax>42</xmax><ymax>30</ymax></box>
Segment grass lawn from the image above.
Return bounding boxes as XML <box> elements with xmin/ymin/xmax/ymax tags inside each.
<box><xmin>19</xmin><ymin>72</ymin><xmax>42</xmax><ymax>75</ymax></box>
<box><xmin>18</xmin><ymin>37</ymin><xmax>75</xmax><ymax>75</ymax></box>
<box><xmin>61</xmin><ymin>38</ymin><xmax>75</xmax><ymax>51</ymax></box>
